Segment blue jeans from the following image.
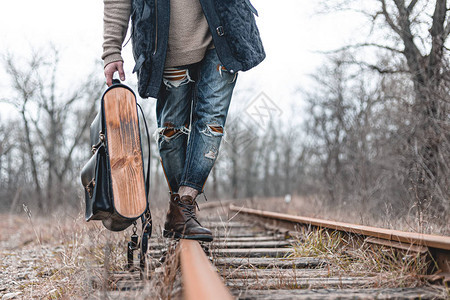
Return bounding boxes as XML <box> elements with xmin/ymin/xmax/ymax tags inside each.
<box><xmin>156</xmin><ymin>49</ymin><xmax>237</xmax><ymax>193</ymax></box>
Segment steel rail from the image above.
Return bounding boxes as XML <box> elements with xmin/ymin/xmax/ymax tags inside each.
<box><xmin>229</xmin><ymin>205</ymin><xmax>450</xmax><ymax>250</ymax></box>
<box><xmin>179</xmin><ymin>239</ymin><xmax>233</xmax><ymax>300</ymax></box>
<box><xmin>229</xmin><ymin>204</ymin><xmax>450</xmax><ymax>275</ymax></box>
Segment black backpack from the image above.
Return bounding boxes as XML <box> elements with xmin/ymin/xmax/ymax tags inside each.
<box><xmin>80</xmin><ymin>80</ymin><xmax>152</xmax><ymax>272</ymax></box>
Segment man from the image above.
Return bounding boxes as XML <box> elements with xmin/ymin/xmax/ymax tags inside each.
<box><xmin>102</xmin><ymin>0</ymin><xmax>265</xmax><ymax>242</ymax></box>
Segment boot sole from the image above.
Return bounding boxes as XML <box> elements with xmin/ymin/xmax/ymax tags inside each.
<box><xmin>163</xmin><ymin>229</ymin><xmax>213</xmax><ymax>242</ymax></box>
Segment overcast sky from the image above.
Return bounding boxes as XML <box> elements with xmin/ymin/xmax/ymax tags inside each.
<box><xmin>0</xmin><ymin>0</ymin><xmax>367</xmax><ymax>121</ymax></box>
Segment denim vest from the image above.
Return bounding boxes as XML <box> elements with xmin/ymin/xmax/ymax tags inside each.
<box><xmin>130</xmin><ymin>0</ymin><xmax>266</xmax><ymax>99</ymax></box>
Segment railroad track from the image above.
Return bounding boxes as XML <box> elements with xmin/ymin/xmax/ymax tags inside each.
<box><xmin>98</xmin><ymin>203</ymin><xmax>449</xmax><ymax>299</ymax></box>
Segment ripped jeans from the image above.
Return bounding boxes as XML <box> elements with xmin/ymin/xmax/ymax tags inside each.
<box><xmin>155</xmin><ymin>49</ymin><xmax>237</xmax><ymax>193</ymax></box>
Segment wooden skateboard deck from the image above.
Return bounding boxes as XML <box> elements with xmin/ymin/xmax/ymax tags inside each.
<box><xmin>103</xmin><ymin>87</ymin><xmax>147</xmax><ymax>219</ymax></box>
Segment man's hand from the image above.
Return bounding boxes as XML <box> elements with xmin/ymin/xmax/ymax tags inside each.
<box><xmin>104</xmin><ymin>61</ymin><xmax>125</xmax><ymax>86</ymax></box>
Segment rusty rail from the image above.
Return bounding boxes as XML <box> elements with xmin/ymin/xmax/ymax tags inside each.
<box><xmin>229</xmin><ymin>204</ymin><xmax>450</xmax><ymax>274</ymax></box>
<box><xmin>179</xmin><ymin>239</ymin><xmax>233</xmax><ymax>300</ymax></box>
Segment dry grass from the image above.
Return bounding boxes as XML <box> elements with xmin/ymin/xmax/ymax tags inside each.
<box><xmin>1</xmin><ymin>211</ymin><xmax>123</xmax><ymax>298</ymax></box>
<box><xmin>213</xmin><ymin>198</ymin><xmax>448</xmax><ymax>296</ymax></box>
<box><xmin>1</xmin><ymin>196</ymin><xmax>448</xmax><ymax>298</ymax></box>
<box><xmin>0</xmin><ymin>204</ymin><xmax>182</xmax><ymax>299</ymax></box>
<box><xmin>289</xmin><ymin>227</ymin><xmax>434</xmax><ymax>289</ymax></box>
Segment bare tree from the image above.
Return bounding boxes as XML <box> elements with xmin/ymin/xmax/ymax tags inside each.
<box><xmin>318</xmin><ymin>0</ymin><xmax>450</xmax><ymax>222</ymax></box>
<box><xmin>0</xmin><ymin>120</ymin><xmax>19</xmax><ymax>210</ymax></box>
<box><xmin>304</xmin><ymin>59</ymin><xmax>352</xmax><ymax>203</ymax></box>
<box><xmin>303</xmin><ymin>54</ymin><xmax>426</xmax><ymax>224</ymax></box>
<box><xmin>2</xmin><ymin>47</ymin><xmax>103</xmax><ymax>212</ymax></box>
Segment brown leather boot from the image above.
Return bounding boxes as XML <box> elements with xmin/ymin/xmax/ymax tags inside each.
<box><xmin>163</xmin><ymin>193</ymin><xmax>213</xmax><ymax>242</ymax></box>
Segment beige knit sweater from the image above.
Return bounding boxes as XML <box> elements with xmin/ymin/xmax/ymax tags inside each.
<box><xmin>102</xmin><ymin>0</ymin><xmax>213</xmax><ymax>68</ymax></box>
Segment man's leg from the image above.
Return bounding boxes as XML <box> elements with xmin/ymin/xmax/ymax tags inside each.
<box><xmin>156</xmin><ymin>67</ymin><xmax>194</xmax><ymax>193</ymax></box>
<box><xmin>159</xmin><ymin>66</ymin><xmax>215</xmax><ymax>242</ymax></box>
<box><xmin>179</xmin><ymin>48</ymin><xmax>237</xmax><ymax>196</ymax></box>
<box><xmin>163</xmin><ymin>50</ymin><xmax>237</xmax><ymax>242</ymax></box>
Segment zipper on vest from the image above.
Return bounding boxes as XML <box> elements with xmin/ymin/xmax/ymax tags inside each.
<box><xmin>153</xmin><ymin>0</ymin><xmax>158</xmax><ymax>55</ymax></box>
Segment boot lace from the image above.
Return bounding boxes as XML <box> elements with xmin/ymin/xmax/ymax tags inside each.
<box><xmin>179</xmin><ymin>200</ymin><xmax>202</xmax><ymax>226</ymax></box>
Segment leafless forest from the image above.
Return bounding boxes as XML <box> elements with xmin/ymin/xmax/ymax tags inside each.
<box><xmin>1</xmin><ymin>0</ymin><xmax>449</xmax><ymax>233</ymax></box>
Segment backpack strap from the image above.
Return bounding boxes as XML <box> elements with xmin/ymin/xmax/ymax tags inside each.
<box><xmin>136</xmin><ymin>102</ymin><xmax>152</xmax><ymax>277</ymax></box>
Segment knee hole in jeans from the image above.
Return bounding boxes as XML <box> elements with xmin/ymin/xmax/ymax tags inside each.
<box><xmin>201</xmin><ymin>124</ymin><xmax>224</xmax><ymax>137</ymax></box>
<box><xmin>154</xmin><ymin>122</ymin><xmax>190</xmax><ymax>142</ymax></box>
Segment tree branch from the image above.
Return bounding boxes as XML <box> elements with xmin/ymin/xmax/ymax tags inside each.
<box><xmin>342</xmin><ymin>60</ymin><xmax>409</xmax><ymax>74</ymax></box>
<box><xmin>428</xmin><ymin>0</ymin><xmax>447</xmax><ymax>79</ymax></box>
<box><xmin>59</xmin><ymin>78</ymin><xmax>104</xmax><ymax>178</ymax></box>
<box><xmin>380</xmin><ymin>0</ymin><xmax>403</xmax><ymax>36</ymax></box>
<box><xmin>444</xmin><ymin>21</ymin><xmax>450</xmax><ymax>38</ymax></box>
<box><xmin>407</xmin><ymin>0</ymin><xmax>419</xmax><ymax>13</ymax></box>
<box><xmin>320</xmin><ymin>42</ymin><xmax>404</xmax><ymax>54</ymax></box>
